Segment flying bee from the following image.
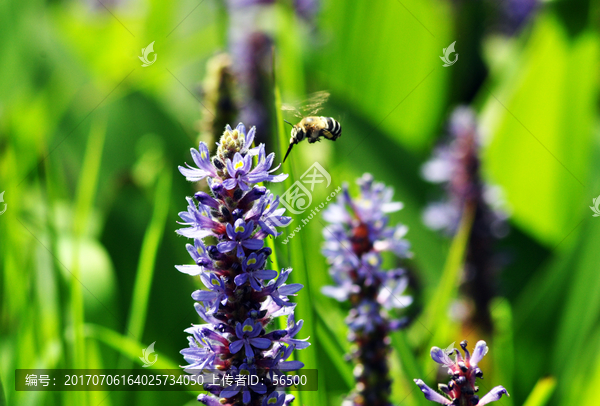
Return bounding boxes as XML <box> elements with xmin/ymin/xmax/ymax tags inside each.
<box><xmin>281</xmin><ymin>91</ymin><xmax>342</xmax><ymax>163</ymax></box>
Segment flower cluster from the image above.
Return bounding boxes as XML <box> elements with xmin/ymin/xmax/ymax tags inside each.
<box><xmin>177</xmin><ymin>123</ymin><xmax>309</xmax><ymax>406</ymax></box>
<box><xmin>421</xmin><ymin>107</ymin><xmax>509</xmax><ymax>330</ymax></box>
<box><xmin>321</xmin><ymin>173</ymin><xmax>412</xmax><ymax>406</ymax></box>
<box><xmin>414</xmin><ymin>340</ymin><xmax>509</xmax><ymax>406</ymax></box>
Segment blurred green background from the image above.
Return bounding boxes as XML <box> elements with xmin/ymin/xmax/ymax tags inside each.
<box><xmin>1</xmin><ymin>0</ymin><xmax>600</xmax><ymax>405</ymax></box>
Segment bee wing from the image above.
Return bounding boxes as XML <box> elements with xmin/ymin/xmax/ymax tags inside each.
<box><xmin>300</xmin><ymin>91</ymin><xmax>330</xmax><ymax>116</ymax></box>
<box><xmin>281</xmin><ymin>103</ymin><xmax>304</xmax><ymax>119</ymax></box>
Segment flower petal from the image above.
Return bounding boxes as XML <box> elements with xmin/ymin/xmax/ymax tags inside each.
<box><xmin>478</xmin><ymin>386</ymin><xmax>509</xmax><ymax>406</ymax></box>
<box><xmin>430</xmin><ymin>346</ymin><xmax>455</xmax><ymax>367</ymax></box>
<box><xmin>229</xmin><ymin>340</ymin><xmax>244</xmax><ymax>354</ymax></box>
<box><xmin>413</xmin><ymin>379</ymin><xmax>452</xmax><ymax>405</ymax></box>
<box><xmin>470</xmin><ymin>340</ymin><xmax>489</xmax><ymax>367</ymax></box>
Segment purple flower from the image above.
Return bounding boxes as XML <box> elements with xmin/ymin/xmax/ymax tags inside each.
<box><xmin>280</xmin><ymin>314</ymin><xmax>310</xmax><ymax>350</ymax></box>
<box><xmin>246</xmin><ymin>192</ymin><xmax>292</xmax><ymax>237</ymax></box>
<box><xmin>414</xmin><ymin>340</ymin><xmax>509</xmax><ymax>406</ymax></box>
<box><xmin>229</xmin><ymin>319</ymin><xmax>272</xmax><ymax>358</ymax></box>
<box><xmin>264</xmin><ymin>269</ymin><xmax>303</xmax><ymax>307</ymax></box>
<box><xmin>217</xmin><ymin>218</ymin><xmax>264</xmax><ymax>258</ymax></box>
<box><xmin>175</xmin><ymin>238</ymin><xmax>214</xmax><ymax>275</ymax></box>
<box><xmin>321</xmin><ymin>173</ymin><xmax>412</xmax><ymax>405</ymax></box>
<box><xmin>192</xmin><ymin>273</ymin><xmax>227</xmax><ymax>313</ymax></box>
<box><xmin>235</xmin><ymin>253</ymin><xmax>277</xmax><ymax>290</ymax></box>
<box><xmin>223</xmin><ymin>145</ymin><xmax>288</xmax><ymax>191</ymax></box>
<box><xmin>179</xmin><ymin>142</ymin><xmax>219</xmax><ymax>182</ymax></box>
<box><xmin>177</xmin><ymin>197</ymin><xmax>225</xmax><ymax>240</ymax></box>
<box><xmin>177</xmin><ymin>124</ymin><xmax>308</xmax><ymax>405</ymax></box>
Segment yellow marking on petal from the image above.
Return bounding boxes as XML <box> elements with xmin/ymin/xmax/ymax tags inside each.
<box><xmin>242</xmin><ymin>325</ymin><xmax>254</xmax><ymax>332</ymax></box>
<box><xmin>201</xmin><ymin>151</ymin><xmax>207</xmax><ymax>160</ymax></box>
<box><xmin>240</xmin><ymin>369</ymin><xmax>250</xmax><ymax>376</ymax></box>
<box><xmin>247</xmin><ymin>258</ymin><xmax>257</xmax><ymax>265</ymax></box>
<box><xmin>234</xmin><ymin>161</ymin><xmax>244</xmax><ymax>170</ymax></box>
<box><xmin>368</xmin><ymin>256</ymin><xmax>378</xmax><ymax>266</ymax></box>
<box><xmin>266</xmin><ymin>204</ymin><xmax>271</xmax><ymax>210</ymax></box>
<box><xmin>267</xmin><ymin>399</ymin><xmax>278</xmax><ymax>404</ymax></box>
<box><xmin>235</xmin><ymin>225</ymin><xmax>245</xmax><ymax>233</ymax></box>
<box><xmin>211</xmin><ymin>279</ymin><xmax>220</xmax><ymax>286</ymax></box>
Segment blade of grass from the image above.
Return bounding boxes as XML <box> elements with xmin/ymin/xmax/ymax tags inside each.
<box><xmin>0</xmin><ymin>372</ymin><xmax>6</xmax><ymax>406</ymax></box>
<box><xmin>71</xmin><ymin>118</ymin><xmax>106</xmax><ymax>363</ymax></box>
<box><xmin>491</xmin><ymin>297</ymin><xmax>514</xmax><ymax>406</ymax></box>
<box><xmin>423</xmin><ymin>204</ymin><xmax>475</xmax><ymax>350</ymax></box>
<box><xmin>521</xmin><ymin>377</ymin><xmax>557</xmax><ymax>406</ymax></box>
<box><xmin>71</xmin><ymin>117</ymin><xmax>106</xmax><ymax>405</ymax></box>
<box><xmin>125</xmin><ymin>170</ymin><xmax>172</xmax><ymax>344</ymax></box>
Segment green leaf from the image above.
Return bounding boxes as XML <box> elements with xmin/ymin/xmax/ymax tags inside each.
<box><xmin>522</xmin><ymin>377</ymin><xmax>557</xmax><ymax>406</ymax></box>
<box><xmin>316</xmin><ymin>0</ymin><xmax>452</xmax><ymax>151</ymax></box>
<box><xmin>480</xmin><ymin>13</ymin><xmax>598</xmax><ymax>247</ymax></box>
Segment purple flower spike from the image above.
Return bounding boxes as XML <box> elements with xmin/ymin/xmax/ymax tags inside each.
<box><xmin>415</xmin><ymin>340</ymin><xmax>508</xmax><ymax>406</ymax></box>
<box><xmin>321</xmin><ymin>173</ymin><xmax>412</xmax><ymax>405</ymax></box>
<box><xmin>176</xmin><ymin>124</ymin><xmax>307</xmax><ymax>405</ymax></box>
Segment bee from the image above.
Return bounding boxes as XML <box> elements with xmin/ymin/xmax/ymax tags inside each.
<box><xmin>281</xmin><ymin>91</ymin><xmax>342</xmax><ymax>163</ymax></box>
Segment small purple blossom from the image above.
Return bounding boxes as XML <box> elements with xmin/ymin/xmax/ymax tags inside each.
<box><xmin>192</xmin><ymin>273</ymin><xmax>227</xmax><ymax>313</ymax></box>
<box><xmin>414</xmin><ymin>340</ymin><xmax>509</xmax><ymax>406</ymax></box>
<box><xmin>230</xmin><ymin>319</ymin><xmax>272</xmax><ymax>358</ymax></box>
<box><xmin>217</xmin><ymin>218</ymin><xmax>264</xmax><ymax>257</ymax></box>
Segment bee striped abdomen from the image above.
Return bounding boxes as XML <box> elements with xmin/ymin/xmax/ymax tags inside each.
<box><xmin>324</xmin><ymin>117</ymin><xmax>342</xmax><ymax>139</ymax></box>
